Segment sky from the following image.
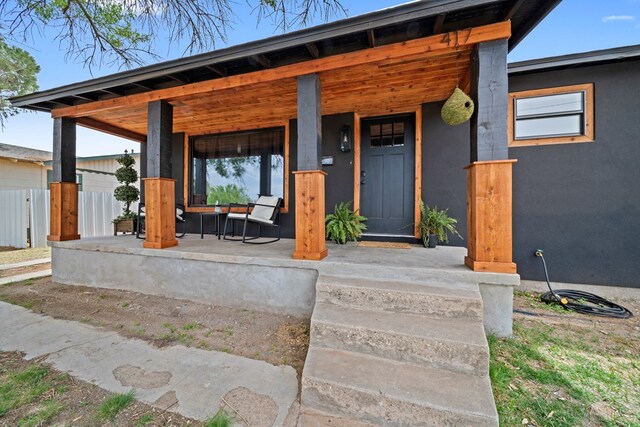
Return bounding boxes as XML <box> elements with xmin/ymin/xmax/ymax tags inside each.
<box><xmin>1</xmin><ymin>0</ymin><xmax>639</xmax><ymax>157</ymax></box>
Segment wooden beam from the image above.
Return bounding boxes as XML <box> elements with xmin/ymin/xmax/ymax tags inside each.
<box><xmin>503</xmin><ymin>0</ymin><xmax>527</xmax><ymax>20</ymax></box>
<box><xmin>76</xmin><ymin>117</ymin><xmax>147</xmax><ymax>143</ymax></box>
<box><xmin>99</xmin><ymin>88</ymin><xmax>125</xmax><ymax>96</ymax></box>
<box><xmin>206</xmin><ymin>65</ymin><xmax>227</xmax><ymax>77</ymax></box>
<box><xmin>133</xmin><ymin>82</ymin><xmax>156</xmax><ymax>91</ymax></box>
<box><xmin>72</xmin><ymin>94</ymin><xmax>99</xmax><ymax>102</ymax></box>
<box><xmin>252</xmin><ymin>54</ymin><xmax>271</xmax><ymax>69</ymax></box>
<box><xmin>167</xmin><ymin>73</ymin><xmax>190</xmax><ymax>84</ymax></box>
<box><xmin>433</xmin><ymin>13</ymin><xmax>446</xmax><ymax>34</ymax></box>
<box><xmin>305</xmin><ymin>43</ymin><xmax>320</xmax><ymax>59</ymax></box>
<box><xmin>52</xmin><ymin>21</ymin><xmax>511</xmax><ymax>119</ymax></box>
<box><xmin>367</xmin><ymin>29</ymin><xmax>376</xmax><ymax>48</ymax></box>
<box><xmin>470</xmin><ymin>39</ymin><xmax>509</xmax><ymax>162</ymax></box>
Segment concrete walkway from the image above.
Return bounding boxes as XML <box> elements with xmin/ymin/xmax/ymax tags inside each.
<box><xmin>0</xmin><ymin>258</ymin><xmax>51</xmax><ymax>270</ymax></box>
<box><xmin>0</xmin><ymin>270</ymin><xmax>52</xmax><ymax>286</ymax></box>
<box><xmin>0</xmin><ymin>302</ymin><xmax>299</xmax><ymax>425</ymax></box>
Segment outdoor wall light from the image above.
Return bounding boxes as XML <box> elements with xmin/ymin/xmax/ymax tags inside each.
<box><xmin>340</xmin><ymin>125</ymin><xmax>352</xmax><ymax>153</ymax></box>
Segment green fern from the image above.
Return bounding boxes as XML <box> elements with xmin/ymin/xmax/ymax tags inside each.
<box><xmin>325</xmin><ymin>202</ymin><xmax>367</xmax><ymax>244</ymax></box>
<box><xmin>418</xmin><ymin>200</ymin><xmax>461</xmax><ymax>246</ymax></box>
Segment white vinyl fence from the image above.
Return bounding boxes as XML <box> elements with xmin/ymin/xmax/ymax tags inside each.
<box><xmin>0</xmin><ymin>189</ymin><xmax>132</xmax><ymax>248</ymax></box>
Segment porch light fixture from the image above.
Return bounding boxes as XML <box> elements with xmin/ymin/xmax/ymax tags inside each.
<box><xmin>340</xmin><ymin>125</ymin><xmax>352</xmax><ymax>152</ymax></box>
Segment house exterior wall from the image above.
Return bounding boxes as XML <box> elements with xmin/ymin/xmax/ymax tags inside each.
<box><xmin>0</xmin><ymin>159</ymin><xmax>47</xmax><ymax>191</ymax></box>
<box><xmin>421</xmin><ymin>60</ymin><xmax>640</xmax><ymax>288</ymax></box>
<box><xmin>508</xmin><ymin>60</ymin><xmax>640</xmax><ymax>289</ymax></box>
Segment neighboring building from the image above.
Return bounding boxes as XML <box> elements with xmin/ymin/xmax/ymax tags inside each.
<box><xmin>0</xmin><ymin>143</ymin><xmax>141</xmax><ymax>193</ymax></box>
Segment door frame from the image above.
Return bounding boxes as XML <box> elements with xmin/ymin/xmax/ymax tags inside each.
<box><xmin>353</xmin><ymin>107</ymin><xmax>422</xmax><ymax>238</ymax></box>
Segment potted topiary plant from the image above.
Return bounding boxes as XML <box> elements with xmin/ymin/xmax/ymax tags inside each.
<box><xmin>113</xmin><ymin>150</ymin><xmax>140</xmax><ymax>235</ymax></box>
<box><xmin>325</xmin><ymin>202</ymin><xmax>367</xmax><ymax>244</ymax></box>
<box><xmin>418</xmin><ymin>200</ymin><xmax>461</xmax><ymax>248</ymax></box>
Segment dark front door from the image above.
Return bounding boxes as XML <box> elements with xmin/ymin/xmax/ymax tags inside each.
<box><xmin>360</xmin><ymin>114</ymin><xmax>415</xmax><ymax>236</ymax></box>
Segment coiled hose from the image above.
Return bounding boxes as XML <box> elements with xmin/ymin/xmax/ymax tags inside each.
<box><xmin>536</xmin><ymin>250</ymin><xmax>633</xmax><ymax>319</ymax></box>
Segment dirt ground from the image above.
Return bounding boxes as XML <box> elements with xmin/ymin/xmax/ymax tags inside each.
<box><xmin>0</xmin><ymin>351</ymin><xmax>204</xmax><ymax>426</ymax></box>
<box><xmin>0</xmin><ymin>277</ymin><xmax>310</xmax><ymax>376</ymax></box>
<box><xmin>0</xmin><ymin>262</ymin><xmax>51</xmax><ymax>278</ymax></box>
<box><xmin>513</xmin><ymin>290</ymin><xmax>640</xmax><ymax>345</ymax></box>
<box><xmin>0</xmin><ymin>247</ymin><xmax>51</xmax><ymax>265</ymax></box>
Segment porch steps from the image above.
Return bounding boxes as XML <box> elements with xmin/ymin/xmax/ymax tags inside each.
<box><xmin>299</xmin><ymin>274</ymin><xmax>498</xmax><ymax>426</ymax></box>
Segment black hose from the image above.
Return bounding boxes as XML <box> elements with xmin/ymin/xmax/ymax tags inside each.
<box><xmin>535</xmin><ymin>250</ymin><xmax>633</xmax><ymax>319</ymax></box>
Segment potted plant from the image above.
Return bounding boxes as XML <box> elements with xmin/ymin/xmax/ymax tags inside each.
<box><xmin>418</xmin><ymin>200</ymin><xmax>461</xmax><ymax>248</ymax></box>
<box><xmin>325</xmin><ymin>202</ymin><xmax>367</xmax><ymax>244</ymax></box>
<box><xmin>113</xmin><ymin>150</ymin><xmax>140</xmax><ymax>235</ymax></box>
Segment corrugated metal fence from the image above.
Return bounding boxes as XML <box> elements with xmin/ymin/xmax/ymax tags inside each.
<box><xmin>0</xmin><ymin>189</ymin><xmax>131</xmax><ymax>248</ymax></box>
<box><xmin>0</xmin><ymin>190</ymin><xmax>28</xmax><ymax>248</ymax></box>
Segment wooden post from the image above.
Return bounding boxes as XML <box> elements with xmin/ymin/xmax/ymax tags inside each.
<box><xmin>293</xmin><ymin>171</ymin><xmax>328</xmax><ymax>260</ymax></box>
<box><xmin>48</xmin><ymin>182</ymin><xmax>80</xmax><ymax>241</ymax></box>
<box><xmin>466</xmin><ymin>39</ymin><xmax>516</xmax><ymax>273</ymax></box>
<box><xmin>293</xmin><ymin>74</ymin><xmax>327</xmax><ymax>260</ymax></box>
<box><xmin>144</xmin><ymin>100</ymin><xmax>177</xmax><ymax>249</ymax></box>
<box><xmin>48</xmin><ymin>117</ymin><xmax>80</xmax><ymax>242</ymax></box>
<box><xmin>464</xmin><ymin>160</ymin><xmax>517</xmax><ymax>274</ymax></box>
<box><xmin>143</xmin><ymin>178</ymin><xmax>178</xmax><ymax>249</ymax></box>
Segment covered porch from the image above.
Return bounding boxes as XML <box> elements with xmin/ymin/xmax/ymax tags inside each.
<box><xmin>11</xmin><ymin>0</ymin><xmax>535</xmax><ymax>275</ymax></box>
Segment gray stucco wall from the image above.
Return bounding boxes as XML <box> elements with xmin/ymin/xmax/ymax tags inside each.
<box><xmin>422</xmin><ymin>102</ymin><xmax>468</xmax><ymax>247</ymax></box>
<box><xmin>509</xmin><ymin>60</ymin><xmax>640</xmax><ymax>288</ymax></box>
<box><xmin>421</xmin><ymin>60</ymin><xmax>640</xmax><ymax>288</ymax></box>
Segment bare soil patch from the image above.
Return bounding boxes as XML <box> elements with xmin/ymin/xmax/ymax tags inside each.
<box><xmin>0</xmin><ymin>277</ymin><xmax>310</xmax><ymax>376</ymax></box>
<box><xmin>0</xmin><ymin>247</ymin><xmax>50</xmax><ymax>265</ymax></box>
<box><xmin>0</xmin><ymin>262</ymin><xmax>51</xmax><ymax>278</ymax></box>
<box><xmin>0</xmin><ymin>351</ymin><xmax>206</xmax><ymax>426</ymax></box>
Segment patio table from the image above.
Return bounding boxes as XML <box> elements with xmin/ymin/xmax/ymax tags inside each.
<box><xmin>199</xmin><ymin>211</ymin><xmax>226</xmax><ymax>239</ymax></box>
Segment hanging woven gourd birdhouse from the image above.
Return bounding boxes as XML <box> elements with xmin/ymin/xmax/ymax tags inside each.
<box><xmin>441</xmin><ymin>87</ymin><xmax>475</xmax><ymax>126</ymax></box>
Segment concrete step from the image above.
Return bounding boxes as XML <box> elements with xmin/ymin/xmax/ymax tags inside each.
<box><xmin>311</xmin><ymin>302</ymin><xmax>489</xmax><ymax>376</ymax></box>
<box><xmin>301</xmin><ymin>348</ymin><xmax>498</xmax><ymax>427</ymax></box>
<box><xmin>316</xmin><ymin>274</ymin><xmax>483</xmax><ymax>319</ymax></box>
<box><xmin>297</xmin><ymin>408</ymin><xmax>378</xmax><ymax>427</ymax></box>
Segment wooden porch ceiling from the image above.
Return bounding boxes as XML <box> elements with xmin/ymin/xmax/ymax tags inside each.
<box><xmin>59</xmin><ymin>21</ymin><xmax>509</xmax><ymax>140</ymax></box>
<box><xmin>88</xmin><ymin>48</ymin><xmax>472</xmax><ymax>137</ymax></box>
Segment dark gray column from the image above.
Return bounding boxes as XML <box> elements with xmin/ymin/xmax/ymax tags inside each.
<box><xmin>194</xmin><ymin>151</ymin><xmax>207</xmax><ymax>196</ymax></box>
<box><xmin>139</xmin><ymin>142</ymin><xmax>147</xmax><ymax>202</ymax></box>
<box><xmin>470</xmin><ymin>39</ymin><xmax>509</xmax><ymax>162</ymax></box>
<box><xmin>260</xmin><ymin>152</ymin><xmax>272</xmax><ymax>196</ymax></box>
<box><xmin>52</xmin><ymin>117</ymin><xmax>76</xmax><ymax>182</ymax></box>
<box><xmin>297</xmin><ymin>74</ymin><xmax>322</xmax><ymax>170</ymax></box>
<box><xmin>147</xmin><ymin>100</ymin><xmax>173</xmax><ymax>178</ymax></box>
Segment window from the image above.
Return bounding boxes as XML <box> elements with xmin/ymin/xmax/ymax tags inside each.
<box><xmin>370</xmin><ymin>121</ymin><xmax>405</xmax><ymax>147</ymax></box>
<box><xmin>190</xmin><ymin>127</ymin><xmax>285</xmax><ymax>207</ymax></box>
<box><xmin>509</xmin><ymin>84</ymin><xmax>594</xmax><ymax>147</ymax></box>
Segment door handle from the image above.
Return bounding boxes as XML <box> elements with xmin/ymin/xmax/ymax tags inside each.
<box><xmin>360</xmin><ymin>170</ymin><xmax>366</xmax><ymax>185</ymax></box>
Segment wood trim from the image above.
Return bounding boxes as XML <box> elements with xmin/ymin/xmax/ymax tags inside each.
<box><xmin>52</xmin><ymin>21</ymin><xmax>511</xmax><ymax>119</ymax></box>
<box><xmin>414</xmin><ymin>107</ymin><xmax>423</xmax><ymax>239</ymax></box>
<box><xmin>183</xmin><ymin>123</ymin><xmax>290</xmax><ymax>214</ymax></box>
<box><xmin>283</xmin><ymin>121</ymin><xmax>290</xmax><ymax>214</ymax></box>
<box><xmin>76</xmin><ymin>117</ymin><xmax>147</xmax><ymax>143</ymax></box>
<box><xmin>508</xmin><ymin>83</ymin><xmax>595</xmax><ymax>147</ymax></box>
<box><xmin>353</xmin><ymin>112</ymin><xmax>361</xmax><ymax>213</ymax></box>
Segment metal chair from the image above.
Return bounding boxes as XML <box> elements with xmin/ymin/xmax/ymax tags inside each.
<box><xmin>222</xmin><ymin>196</ymin><xmax>282</xmax><ymax>244</ymax></box>
<box><xmin>136</xmin><ymin>202</ymin><xmax>187</xmax><ymax>239</ymax></box>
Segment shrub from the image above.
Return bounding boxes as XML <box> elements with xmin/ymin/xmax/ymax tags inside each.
<box><xmin>325</xmin><ymin>202</ymin><xmax>367</xmax><ymax>244</ymax></box>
